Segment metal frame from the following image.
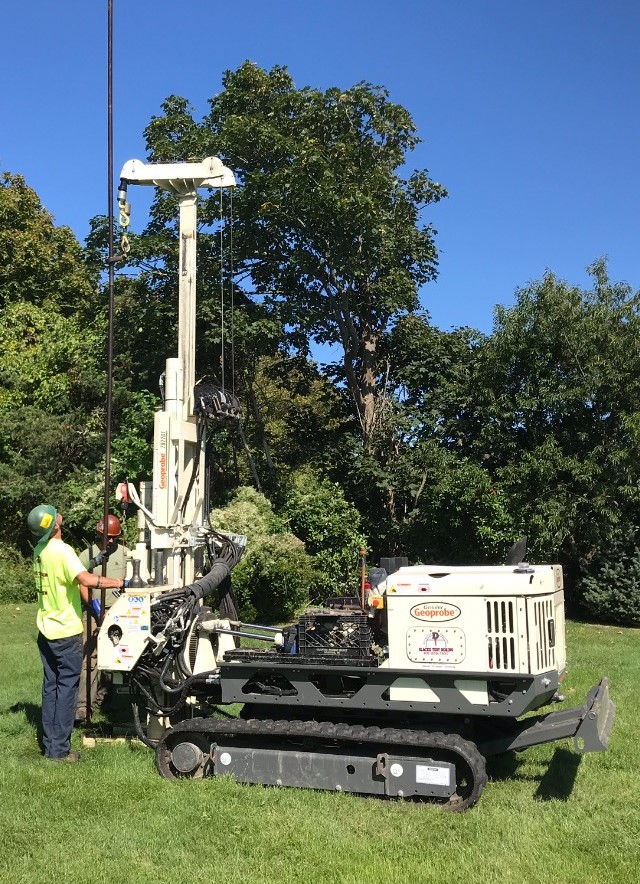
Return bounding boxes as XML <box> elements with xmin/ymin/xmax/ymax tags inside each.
<box><xmin>117</xmin><ymin>158</ymin><xmax>236</xmax><ymax>586</ymax></box>
<box><xmin>219</xmin><ymin>659</ymin><xmax>559</xmax><ymax>717</ymax></box>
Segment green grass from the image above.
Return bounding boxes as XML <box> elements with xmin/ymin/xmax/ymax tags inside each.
<box><xmin>1</xmin><ymin>604</ymin><xmax>638</xmax><ymax>884</ymax></box>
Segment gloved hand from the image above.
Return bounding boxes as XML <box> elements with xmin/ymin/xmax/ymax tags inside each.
<box><xmin>92</xmin><ymin>549</ymin><xmax>110</xmax><ymax>567</ymax></box>
<box><xmin>90</xmin><ymin>599</ymin><xmax>102</xmax><ymax>620</ymax></box>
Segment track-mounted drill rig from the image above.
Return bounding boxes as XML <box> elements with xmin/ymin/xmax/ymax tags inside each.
<box><xmin>98</xmin><ymin>158</ymin><xmax>614</xmax><ymax>810</ymax></box>
<box><xmin>100</xmin><ymin>553</ymin><xmax>614</xmax><ymax>810</ymax></box>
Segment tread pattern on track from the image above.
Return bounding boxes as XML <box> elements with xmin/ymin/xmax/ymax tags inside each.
<box><xmin>156</xmin><ymin>715</ymin><xmax>487</xmax><ymax>810</ymax></box>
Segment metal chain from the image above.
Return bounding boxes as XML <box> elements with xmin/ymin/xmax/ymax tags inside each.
<box><xmin>118</xmin><ymin>196</ymin><xmax>131</xmax><ymax>258</ymax></box>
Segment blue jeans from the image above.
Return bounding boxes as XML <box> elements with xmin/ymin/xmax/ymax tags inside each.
<box><xmin>37</xmin><ymin>632</ymin><xmax>83</xmax><ymax>759</ymax></box>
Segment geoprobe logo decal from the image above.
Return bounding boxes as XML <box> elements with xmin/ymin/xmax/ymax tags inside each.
<box><xmin>410</xmin><ymin>603</ymin><xmax>461</xmax><ymax>622</ymax></box>
<box><xmin>159</xmin><ymin>431</ymin><xmax>168</xmax><ymax>489</ymax></box>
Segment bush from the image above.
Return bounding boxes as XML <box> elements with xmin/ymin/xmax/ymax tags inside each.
<box><xmin>210</xmin><ymin>486</ymin><xmax>285</xmax><ymax>541</ymax></box>
<box><xmin>281</xmin><ymin>468</ymin><xmax>367</xmax><ymax>603</ymax></box>
<box><xmin>582</xmin><ymin>531</ymin><xmax>640</xmax><ymax>625</ymax></box>
<box><xmin>0</xmin><ymin>545</ymin><xmax>35</xmax><ymax>604</ymax></box>
<box><xmin>232</xmin><ymin>535</ymin><xmax>316</xmax><ymax>623</ymax></box>
<box><xmin>210</xmin><ymin>486</ymin><xmax>314</xmax><ymax>622</ymax></box>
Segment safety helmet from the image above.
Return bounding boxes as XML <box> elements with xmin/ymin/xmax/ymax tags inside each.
<box><xmin>27</xmin><ymin>504</ymin><xmax>58</xmax><ymax>543</ymax></box>
<box><xmin>96</xmin><ymin>514</ymin><xmax>122</xmax><ymax>537</ymax></box>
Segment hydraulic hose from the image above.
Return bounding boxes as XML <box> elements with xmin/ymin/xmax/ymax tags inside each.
<box><xmin>183</xmin><ymin>560</ymin><xmax>231</xmax><ymax>601</ymax></box>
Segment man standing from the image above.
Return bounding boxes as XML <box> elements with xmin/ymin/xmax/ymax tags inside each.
<box><xmin>28</xmin><ymin>504</ymin><xmax>126</xmax><ymax>762</ymax></box>
<box><xmin>76</xmin><ymin>515</ymin><xmax>131</xmax><ymax>720</ymax></box>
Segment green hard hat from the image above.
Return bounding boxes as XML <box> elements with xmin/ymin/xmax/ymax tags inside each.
<box><xmin>27</xmin><ymin>504</ymin><xmax>58</xmax><ymax>542</ymax></box>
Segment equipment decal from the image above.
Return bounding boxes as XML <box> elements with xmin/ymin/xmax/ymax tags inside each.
<box><xmin>406</xmin><ymin>627</ymin><xmax>466</xmax><ymax>665</ymax></box>
<box><xmin>410</xmin><ymin>602</ymin><xmax>461</xmax><ymax>622</ymax></box>
<box><xmin>158</xmin><ymin>431</ymin><xmax>168</xmax><ymax>489</ymax></box>
<box><xmin>416</xmin><ymin>765</ymin><xmax>451</xmax><ymax>786</ymax></box>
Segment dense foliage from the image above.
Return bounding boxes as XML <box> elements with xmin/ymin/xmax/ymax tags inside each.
<box><xmin>209</xmin><ymin>487</ymin><xmax>315</xmax><ymax>621</ymax></box>
<box><xmin>2</xmin><ymin>65</ymin><xmax>640</xmax><ymax>624</ymax></box>
<box><xmin>281</xmin><ymin>469</ymin><xmax>367</xmax><ymax>602</ymax></box>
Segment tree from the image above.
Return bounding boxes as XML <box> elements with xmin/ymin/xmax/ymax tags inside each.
<box><xmin>0</xmin><ymin>173</ymin><xmax>95</xmax><ymax>313</ymax></box>
<box><xmin>0</xmin><ymin>173</ymin><xmax>156</xmax><ymax>551</ymax></box>
<box><xmin>350</xmin><ymin>312</ymin><xmax>491</xmax><ymax>555</ymax></box>
<box><xmin>143</xmin><ymin>62</ymin><xmax>447</xmax><ymax>449</ymax></box>
<box><xmin>244</xmin><ymin>354</ymin><xmax>352</xmax><ymax>482</ymax></box>
<box><xmin>447</xmin><ymin>262</ymin><xmax>640</xmax><ymax>610</ymax></box>
<box><xmin>0</xmin><ymin>174</ymin><xmax>104</xmax><ymax>546</ymax></box>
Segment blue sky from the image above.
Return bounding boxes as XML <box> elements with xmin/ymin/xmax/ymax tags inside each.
<box><xmin>2</xmin><ymin>1</ymin><xmax>639</xmax><ymax>333</ymax></box>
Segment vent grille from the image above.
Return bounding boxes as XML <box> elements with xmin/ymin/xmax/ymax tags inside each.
<box><xmin>486</xmin><ymin>599</ymin><xmax>516</xmax><ymax>671</ymax></box>
<box><xmin>533</xmin><ymin>598</ymin><xmax>555</xmax><ymax>670</ymax></box>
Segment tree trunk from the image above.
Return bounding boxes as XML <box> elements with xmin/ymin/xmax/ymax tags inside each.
<box><xmin>360</xmin><ymin>329</ymin><xmax>379</xmax><ymax>448</ymax></box>
<box><xmin>246</xmin><ymin>378</ymin><xmax>277</xmax><ymax>482</ymax></box>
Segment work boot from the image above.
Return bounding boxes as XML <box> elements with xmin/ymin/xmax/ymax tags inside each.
<box><xmin>48</xmin><ymin>751</ymin><xmax>81</xmax><ymax>763</ymax></box>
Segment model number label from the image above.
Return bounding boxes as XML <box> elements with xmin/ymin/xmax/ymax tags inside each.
<box><xmin>410</xmin><ymin>603</ymin><xmax>460</xmax><ymax>622</ymax></box>
<box><xmin>127</xmin><ymin>595</ymin><xmax>145</xmax><ymax>605</ymax></box>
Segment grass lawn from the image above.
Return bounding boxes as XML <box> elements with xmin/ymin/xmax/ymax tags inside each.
<box><xmin>0</xmin><ymin>604</ymin><xmax>638</xmax><ymax>884</ymax></box>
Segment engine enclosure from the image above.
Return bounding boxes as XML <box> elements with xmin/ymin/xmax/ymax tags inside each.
<box><xmin>376</xmin><ymin>564</ymin><xmax>566</xmax><ymax>707</ymax></box>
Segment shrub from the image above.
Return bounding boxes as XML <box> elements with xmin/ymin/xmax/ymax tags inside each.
<box><xmin>209</xmin><ymin>486</ymin><xmax>285</xmax><ymax>541</ymax></box>
<box><xmin>232</xmin><ymin>535</ymin><xmax>316</xmax><ymax>623</ymax></box>
<box><xmin>281</xmin><ymin>469</ymin><xmax>367</xmax><ymax>603</ymax></box>
<box><xmin>582</xmin><ymin>531</ymin><xmax>640</xmax><ymax>625</ymax></box>
<box><xmin>0</xmin><ymin>545</ymin><xmax>35</xmax><ymax>604</ymax></box>
<box><xmin>210</xmin><ymin>486</ymin><xmax>314</xmax><ymax>622</ymax></box>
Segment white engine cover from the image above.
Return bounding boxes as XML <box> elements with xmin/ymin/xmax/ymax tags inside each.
<box><xmin>382</xmin><ymin>565</ymin><xmax>565</xmax><ymax>677</ymax></box>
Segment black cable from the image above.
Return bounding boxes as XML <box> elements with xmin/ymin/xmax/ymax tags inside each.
<box><xmin>131</xmin><ymin>703</ymin><xmax>157</xmax><ymax>749</ymax></box>
<box><xmin>218</xmin><ymin>574</ymin><xmax>240</xmax><ymax>623</ymax></box>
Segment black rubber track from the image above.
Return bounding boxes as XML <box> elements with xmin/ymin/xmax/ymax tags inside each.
<box><xmin>156</xmin><ymin>716</ymin><xmax>488</xmax><ymax>811</ymax></box>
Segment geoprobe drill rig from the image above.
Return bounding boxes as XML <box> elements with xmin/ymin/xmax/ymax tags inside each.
<box><xmin>98</xmin><ymin>158</ymin><xmax>614</xmax><ymax>811</ymax></box>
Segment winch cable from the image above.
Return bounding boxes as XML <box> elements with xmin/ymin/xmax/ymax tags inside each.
<box><xmin>229</xmin><ymin>185</ymin><xmax>235</xmax><ymax>397</ymax></box>
<box><xmin>86</xmin><ymin>0</ymin><xmax>117</xmax><ymax>726</ymax></box>
<box><xmin>219</xmin><ymin>184</ymin><xmax>237</xmax><ymax>396</ymax></box>
<box><xmin>220</xmin><ymin>186</ymin><xmax>225</xmax><ymax>393</ymax></box>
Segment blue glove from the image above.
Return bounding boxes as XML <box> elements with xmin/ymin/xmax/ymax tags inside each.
<box><xmin>123</xmin><ymin>579</ymin><xmax>130</xmax><ymax>589</ymax></box>
<box><xmin>92</xmin><ymin>549</ymin><xmax>110</xmax><ymax>567</ymax></box>
<box><xmin>90</xmin><ymin>599</ymin><xmax>102</xmax><ymax>619</ymax></box>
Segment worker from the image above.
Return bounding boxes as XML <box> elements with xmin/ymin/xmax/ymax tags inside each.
<box><xmin>76</xmin><ymin>514</ymin><xmax>131</xmax><ymax>721</ymax></box>
<box><xmin>28</xmin><ymin>504</ymin><xmax>127</xmax><ymax>762</ymax></box>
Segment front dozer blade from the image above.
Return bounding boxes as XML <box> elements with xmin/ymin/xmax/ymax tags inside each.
<box><xmin>572</xmin><ymin>676</ymin><xmax>615</xmax><ymax>752</ymax></box>
<box><xmin>479</xmin><ymin>677</ymin><xmax>615</xmax><ymax>757</ymax></box>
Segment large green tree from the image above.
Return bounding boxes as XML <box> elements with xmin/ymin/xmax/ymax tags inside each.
<box><xmin>143</xmin><ymin>62</ymin><xmax>446</xmax><ymax>449</ymax></box>
<box><xmin>0</xmin><ymin>172</ymin><xmax>95</xmax><ymax>313</ymax></box>
<box><xmin>0</xmin><ymin>174</ymin><xmax>156</xmax><ymax>549</ymax></box>
<box><xmin>0</xmin><ymin>174</ymin><xmax>104</xmax><ymax>545</ymax></box>
<box><xmin>441</xmin><ymin>262</ymin><xmax>640</xmax><ymax>613</ymax></box>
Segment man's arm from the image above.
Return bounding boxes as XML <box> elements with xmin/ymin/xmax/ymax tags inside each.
<box><xmin>76</xmin><ymin>570</ymin><xmax>125</xmax><ymax>606</ymax></box>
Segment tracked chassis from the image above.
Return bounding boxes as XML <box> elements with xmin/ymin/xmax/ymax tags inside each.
<box><xmin>154</xmin><ymin>666</ymin><xmax>614</xmax><ymax>811</ymax></box>
<box><xmin>101</xmin><ymin>563</ymin><xmax>615</xmax><ymax>809</ymax></box>
<box><xmin>156</xmin><ymin>716</ymin><xmax>488</xmax><ymax>810</ymax></box>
